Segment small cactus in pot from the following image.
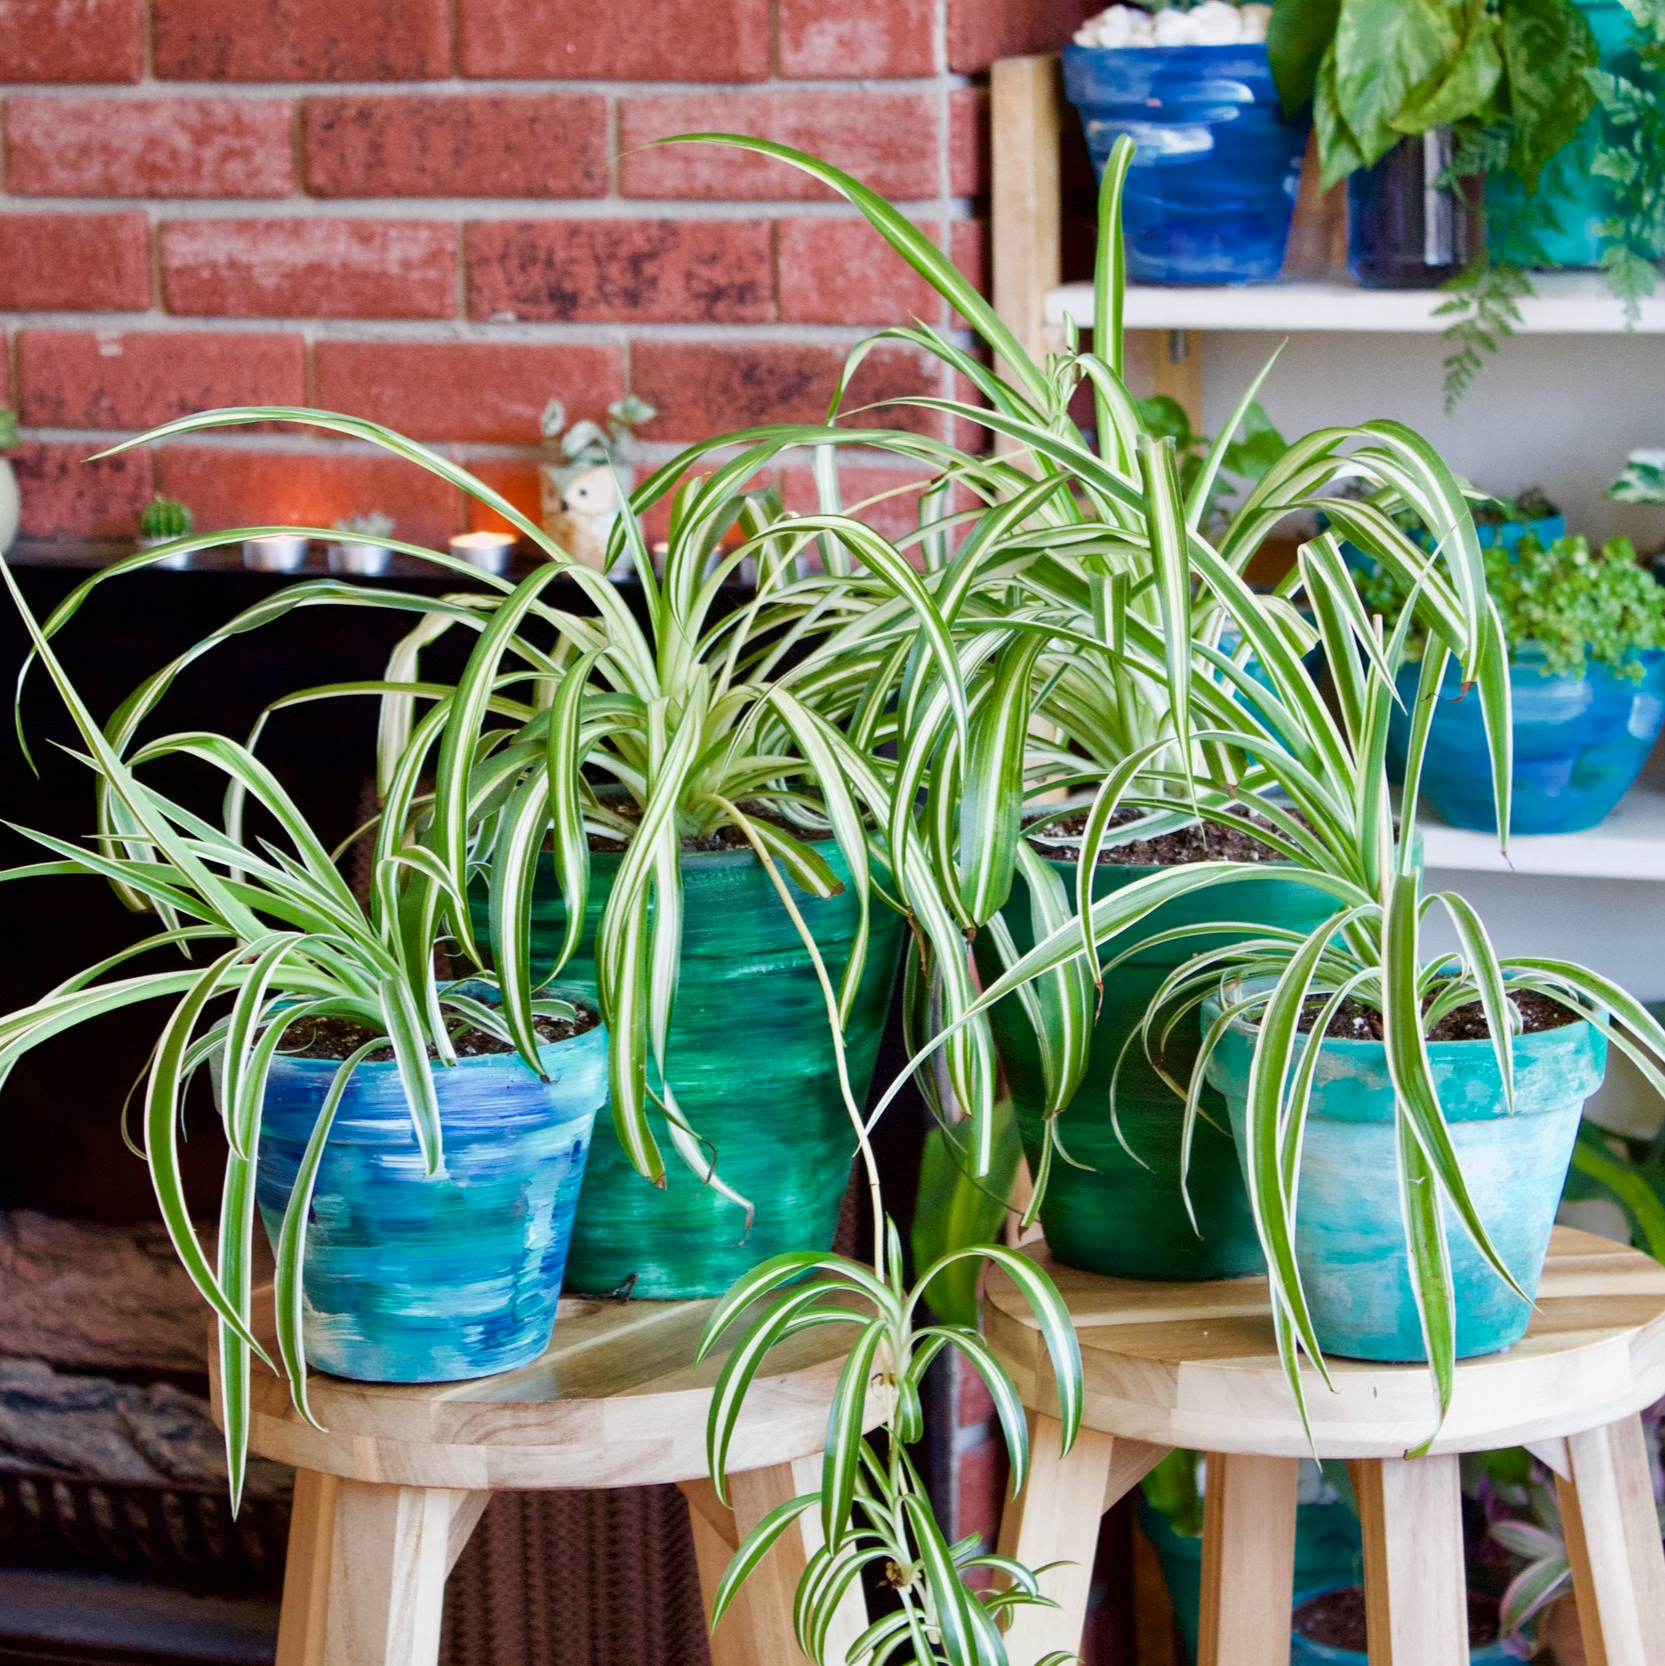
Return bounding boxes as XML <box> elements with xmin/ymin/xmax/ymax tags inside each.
<box><xmin>139</xmin><ymin>495</ymin><xmax>195</xmax><ymax>568</ymax></box>
<box><xmin>537</xmin><ymin>395</ymin><xmax>654</xmax><ymax>574</ymax></box>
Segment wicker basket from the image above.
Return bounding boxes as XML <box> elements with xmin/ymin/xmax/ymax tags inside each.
<box><xmin>0</xmin><ymin>1467</ymin><xmax>289</xmax><ymax>1594</ymax></box>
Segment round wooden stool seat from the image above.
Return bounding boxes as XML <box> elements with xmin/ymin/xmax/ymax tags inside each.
<box><xmin>219</xmin><ymin>1292</ymin><xmax>877</xmax><ymax>1666</ymax></box>
<box><xmin>985</xmin><ymin>1226</ymin><xmax>1665</xmax><ymax>1666</ymax></box>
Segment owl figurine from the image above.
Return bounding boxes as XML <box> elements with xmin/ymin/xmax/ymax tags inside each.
<box><xmin>541</xmin><ymin>462</ymin><xmax>622</xmax><ymax>573</ymax></box>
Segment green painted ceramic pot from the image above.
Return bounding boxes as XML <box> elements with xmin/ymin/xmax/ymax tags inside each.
<box><xmin>482</xmin><ymin>841</ymin><xmax>905</xmax><ymax>1299</ymax></box>
<box><xmin>977</xmin><ymin>850</ymin><xmax>1333</xmax><ymax>1281</ymax></box>
<box><xmin>1205</xmin><ymin>998</ymin><xmax>1607</xmax><ymax>1360</ymax></box>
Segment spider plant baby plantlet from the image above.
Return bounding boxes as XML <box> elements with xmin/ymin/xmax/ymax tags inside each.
<box><xmin>0</xmin><ymin>558</ymin><xmax>609</xmax><ymax>1503</ymax></box>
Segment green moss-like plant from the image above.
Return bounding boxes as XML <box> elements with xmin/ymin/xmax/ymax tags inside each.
<box><xmin>0</xmin><ymin>409</ymin><xmax>18</xmax><ymax>452</ymax></box>
<box><xmin>1359</xmin><ymin>530</ymin><xmax>1665</xmax><ymax>678</ymax></box>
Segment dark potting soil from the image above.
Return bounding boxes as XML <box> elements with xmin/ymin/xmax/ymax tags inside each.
<box><xmin>582</xmin><ymin>801</ymin><xmax>835</xmax><ymax>855</ymax></box>
<box><xmin>278</xmin><ymin>1009</ymin><xmax>596</xmax><ymax>1063</ymax></box>
<box><xmin>1293</xmin><ymin>1585</ymin><xmax>1500</xmax><ymax>1652</ymax></box>
<box><xmin>1030</xmin><ymin>805</ymin><xmax>1288</xmax><ymax>867</ymax></box>
<box><xmin>1297</xmin><ymin>987</ymin><xmax>1577</xmax><ymax>1043</ymax></box>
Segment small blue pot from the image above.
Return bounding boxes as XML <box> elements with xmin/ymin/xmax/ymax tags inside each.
<box><xmin>1388</xmin><ymin>647</ymin><xmax>1665</xmax><ymax>834</ymax></box>
<box><xmin>1291</xmin><ymin>1586</ymin><xmax>1514</xmax><ymax>1663</ymax></box>
<box><xmin>1063</xmin><ymin>43</ymin><xmax>1308</xmax><ymax>284</ymax></box>
<box><xmin>1206</xmin><ymin>1000</ymin><xmax>1606</xmax><ymax>1361</ymax></box>
<box><xmin>251</xmin><ymin>1007</ymin><xmax>607</xmax><ymax>1382</ymax></box>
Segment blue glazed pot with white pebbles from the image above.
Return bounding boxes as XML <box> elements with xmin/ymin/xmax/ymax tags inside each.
<box><xmin>1204</xmin><ymin>996</ymin><xmax>1607</xmax><ymax>1361</ymax></box>
<box><xmin>250</xmin><ymin>1000</ymin><xmax>607</xmax><ymax>1383</ymax></box>
<box><xmin>1064</xmin><ymin>3</ymin><xmax>1306</xmax><ymax>284</ymax></box>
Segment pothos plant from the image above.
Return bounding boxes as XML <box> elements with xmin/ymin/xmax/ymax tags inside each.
<box><xmin>1269</xmin><ymin>0</ymin><xmax>1604</xmax><ymax>406</ymax></box>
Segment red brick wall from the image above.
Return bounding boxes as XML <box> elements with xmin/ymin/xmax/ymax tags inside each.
<box><xmin>0</xmin><ymin>0</ymin><xmax>1087</xmax><ymax>546</ymax></box>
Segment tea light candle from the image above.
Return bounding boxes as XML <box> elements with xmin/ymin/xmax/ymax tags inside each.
<box><xmin>241</xmin><ymin>534</ymin><xmax>310</xmax><ymax>573</ymax></box>
<box><xmin>449</xmin><ymin>530</ymin><xmax>517</xmax><ymax>573</ymax></box>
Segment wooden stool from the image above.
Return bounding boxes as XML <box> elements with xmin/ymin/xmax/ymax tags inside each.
<box><xmin>219</xmin><ymin>1293</ymin><xmax>878</xmax><ymax>1666</ymax></box>
<box><xmin>986</xmin><ymin>1226</ymin><xmax>1665</xmax><ymax>1666</ymax></box>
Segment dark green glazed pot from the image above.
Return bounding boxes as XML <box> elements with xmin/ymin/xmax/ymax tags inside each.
<box><xmin>481</xmin><ymin>841</ymin><xmax>904</xmax><ymax>1299</ymax></box>
<box><xmin>976</xmin><ymin>851</ymin><xmax>1333</xmax><ymax>1281</ymax></box>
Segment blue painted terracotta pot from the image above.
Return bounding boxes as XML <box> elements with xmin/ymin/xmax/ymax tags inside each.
<box><xmin>1205</xmin><ymin>1002</ymin><xmax>1606</xmax><ymax>1361</ymax></box>
<box><xmin>251</xmin><ymin>1007</ymin><xmax>607</xmax><ymax>1383</ymax></box>
<box><xmin>1063</xmin><ymin>43</ymin><xmax>1308</xmax><ymax>284</ymax></box>
<box><xmin>1387</xmin><ymin>647</ymin><xmax>1665</xmax><ymax>834</ymax></box>
<box><xmin>1292</xmin><ymin>1586</ymin><xmax>1513</xmax><ymax>1663</ymax></box>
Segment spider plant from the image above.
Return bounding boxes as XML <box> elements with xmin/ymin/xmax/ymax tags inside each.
<box><xmin>0</xmin><ymin>556</ymin><xmax>596</xmax><ymax>1505</ymax></box>
<box><xmin>637</xmin><ymin>134</ymin><xmax>1514</xmax><ymax>1188</ymax></box>
<box><xmin>31</xmin><ymin>409</ymin><xmax>985</xmax><ymax>1225</ymax></box>
<box><xmin>615</xmin><ymin>138</ymin><xmax>1665</xmax><ymax>1435</ymax></box>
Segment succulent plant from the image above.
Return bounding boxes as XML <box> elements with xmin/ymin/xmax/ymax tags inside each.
<box><xmin>334</xmin><ymin>511</ymin><xmax>397</xmax><ymax>538</ymax></box>
<box><xmin>138</xmin><ymin>495</ymin><xmax>193</xmax><ymax>541</ymax></box>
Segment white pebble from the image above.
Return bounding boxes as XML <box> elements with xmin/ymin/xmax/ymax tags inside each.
<box><xmin>1153</xmin><ymin>8</ymin><xmax>1195</xmax><ymax>44</ymax></box>
<box><xmin>1189</xmin><ymin>0</ymin><xmax>1246</xmax><ymax>42</ymax></box>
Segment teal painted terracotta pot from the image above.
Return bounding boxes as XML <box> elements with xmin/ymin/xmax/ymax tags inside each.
<box><xmin>251</xmin><ymin>1002</ymin><xmax>607</xmax><ymax>1383</ymax></box>
<box><xmin>487</xmin><ymin>841</ymin><xmax>905</xmax><ymax>1299</ymax></box>
<box><xmin>976</xmin><ymin>850</ymin><xmax>1334</xmax><ymax>1281</ymax></box>
<box><xmin>1140</xmin><ymin>1493</ymin><xmax>1361</xmax><ymax>1665</ymax></box>
<box><xmin>1205</xmin><ymin>1002</ymin><xmax>1607</xmax><ymax>1360</ymax></box>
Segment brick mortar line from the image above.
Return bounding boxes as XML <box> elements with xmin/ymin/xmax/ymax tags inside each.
<box><xmin>0</xmin><ymin>75</ymin><xmax>975</xmax><ymax>97</ymax></box>
<box><xmin>0</xmin><ymin>196</ymin><xmax>980</xmax><ymax>220</ymax></box>
<box><xmin>15</xmin><ymin>426</ymin><xmax>941</xmax><ymax>471</ymax></box>
<box><xmin>0</xmin><ymin>313</ymin><xmax>978</xmax><ymax>347</ymax></box>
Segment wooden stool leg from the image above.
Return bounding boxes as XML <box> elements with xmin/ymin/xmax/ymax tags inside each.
<box><xmin>275</xmin><ymin>1470</ymin><xmax>487</xmax><ymax>1666</ymax></box>
<box><xmin>1197</xmin><ymin>1453</ymin><xmax>1298</xmax><ymax>1666</ymax></box>
<box><xmin>1556</xmin><ymin>1415</ymin><xmax>1665</xmax><ymax>1666</ymax></box>
<box><xmin>682</xmin><ymin>1455</ymin><xmax>867</xmax><ymax>1666</ymax></box>
<box><xmin>1350</xmin><ymin>1455</ymin><xmax>1469</xmax><ymax>1666</ymax></box>
<box><xmin>994</xmin><ymin>1414</ymin><xmax>1117</xmax><ymax>1665</ymax></box>
<box><xmin>275</xmin><ymin>1470</ymin><xmax>336</xmax><ymax>1666</ymax></box>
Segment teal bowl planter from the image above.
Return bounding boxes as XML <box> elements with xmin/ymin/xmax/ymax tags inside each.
<box><xmin>251</xmin><ymin>1001</ymin><xmax>607</xmax><ymax>1383</ymax></box>
<box><xmin>1291</xmin><ymin>1586</ymin><xmax>1513</xmax><ymax>1663</ymax></box>
<box><xmin>976</xmin><ymin>850</ymin><xmax>1334</xmax><ymax>1282</ymax></box>
<box><xmin>480</xmin><ymin>840</ymin><xmax>905</xmax><ymax>1300</ymax></box>
<box><xmin>1486</xmin><ymin>1</ymin><xmax>1639</xmax><ymax>270</ymax></box>
<box><xmin>1205</xmin><ymin>1001</ymin><xmax>1606</xmax><ymax>1361</ymax></box>
<box><xmin>1387</xmin><ymin>647</ymin><xmax>1665</xmax><ymax>834</ymax></box>
<box><xmin>1062</xmin><ymin>43</ymin><xmax>1308</xmax><ymax>284</ymax></box>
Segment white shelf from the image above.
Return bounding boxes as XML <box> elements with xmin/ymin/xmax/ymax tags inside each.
<box><xmin>1419</xmin><ymin>780</ymin><xmax>1665</xmax><ymax>883</ymax></box>
<box><xmin>1046</xmin><ymin>271</ymin><xmax>1665</xmax><ymax>335</ymax></box>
